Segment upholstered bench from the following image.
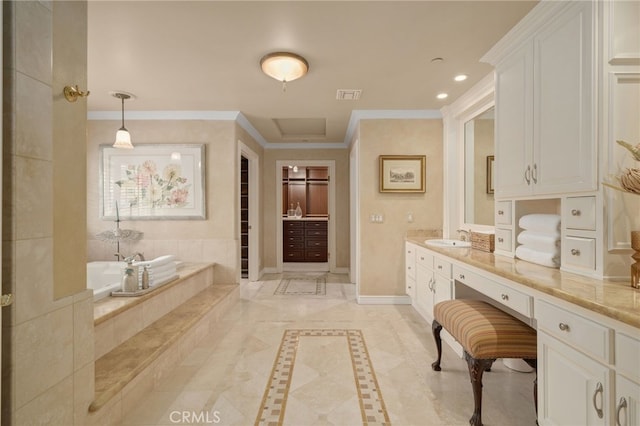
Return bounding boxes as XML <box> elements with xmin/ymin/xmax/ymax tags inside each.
<box><xmin>431</xmin><ymin>299</ymin><xmax>537</xmax><ymax>426</ymax></box>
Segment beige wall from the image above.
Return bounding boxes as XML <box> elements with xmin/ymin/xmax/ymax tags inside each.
<box><xmin>2</xmin><ymin>1</ymin><xmax>95</xmax><ymax>423</ymax></box>
<box><xmin>87</xmin><ymin>119</ymin><xmax>260</xmax><ymax>284</ymax></box>
<box><xmin>356</xmin><ymin>119</ymin><xmax>443</xmax><ymax>296</ymax></box>
<box><xmin>262</xmin><ymin>148</ymin><xmax>350</xmax><ymax>270</ymax></box>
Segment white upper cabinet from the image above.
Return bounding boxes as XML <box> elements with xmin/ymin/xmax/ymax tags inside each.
<box><xmin>489</xmin><ymin>1</ymin><xmax>597</xmax><ymax>198</ymax></box>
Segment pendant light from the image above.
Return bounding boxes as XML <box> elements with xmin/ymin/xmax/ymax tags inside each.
<box><xmin>112</xmin><ymin>91</ymin><xmax>134</xmax><ymax>149</ymax></box>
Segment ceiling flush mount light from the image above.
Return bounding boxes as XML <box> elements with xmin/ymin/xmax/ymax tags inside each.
<box><xmin>436</xmin><ymin>93</ymin><xmax>449</xmax><ymax>100</ymax></box>
<box><xmin>454</xmin><ymin>74</ymin><xmax>468</xmax><ymax>82</ymax></box>
<box><xmin>260</xmin><ymin>52</ymin><xmax>309</xmax><ymax>91</ymax></box>
<box><xmin>111</xmin><ymin>91</ymin><xmax>135</xmax><ymax>149</ymax></box>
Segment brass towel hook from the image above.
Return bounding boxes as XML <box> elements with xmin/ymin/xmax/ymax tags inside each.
<box><xmin>63</xmin><ymin>85</ymin><xmax>90</xmax><ymax>102</ymax></box>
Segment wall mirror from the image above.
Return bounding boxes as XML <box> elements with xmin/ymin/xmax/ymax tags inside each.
<box><xmin>463</xmin><ymin>106</ymin><xmax>495</xmax><ymax>226</ymax></box>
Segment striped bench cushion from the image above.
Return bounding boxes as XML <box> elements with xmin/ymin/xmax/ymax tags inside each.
<box><xmin>434</xmin><ymin>299</ymin><xmax>537</xmax><ymax>359</ymax></box>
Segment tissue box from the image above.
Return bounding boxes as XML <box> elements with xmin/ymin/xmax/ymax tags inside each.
<box><xmin>471</xmin><ymin>232</ymin><xmax>495</xmax><ymax>253</ymax></box>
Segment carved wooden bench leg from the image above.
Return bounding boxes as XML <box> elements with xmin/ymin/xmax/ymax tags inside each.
<box><xmin>431</xmin><ymin>320</ymin><xmax>443</xmax><ymax>371</ymax></box>
<box><xmin>465</xmin><ymin>351</ymin><xmax>495</xmax><ymax>426</ymax></box>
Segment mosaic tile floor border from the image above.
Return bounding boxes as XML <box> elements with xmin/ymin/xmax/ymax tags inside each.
<box><xmin>255</xmin><ymin>329</ymin><xmax>390</xmax><ymax>426</ymax></box>
<box><xmin>274</xmin><ymin>275</ymin><xmax>327</xmax><ymax>296</ymax></box>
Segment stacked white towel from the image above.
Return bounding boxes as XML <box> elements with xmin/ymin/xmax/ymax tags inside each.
<box><xmin>134</xmin><ymin>255</ymin><xmax>178</xmax><ymax>287</ymax></box>
<box><xmin>515</xmin><ymin>214</ymin><xmax>561</xmax><ymax>268</ymax></box>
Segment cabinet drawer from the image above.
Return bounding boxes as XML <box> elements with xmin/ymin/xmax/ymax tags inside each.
<box><xmin>406</xmin><ymin>275</ymin><xmax>416</xmax><ymax>298</ymax></box>
<box><xmin>433</xmin><ymin>257</ymin><xmax>452</xmax><ymax>279</ymax></box>
<box><xmin>616</xmin><ymin>332</ymin><xmax>640</xmax><ymax>383</ymax></box>
<box><xmin>285</xmin><ymin>242</ymin><xmax>304</xmax><ymax>250</ymax></box>
<box><xmin>416</xmin><ymin>247</ymin><xmax>434</xmax><ymax>270</ymax></box>
<box><xmin>306</xmin><ymin>221</ymin><xmax>327</xmax><ymax>230</ymax></box>
<box><xmin>305</xmin><ymin>238</ymin><xmax>327</xmax><ymax>249</ymax></box>
<box><xmin>564</xmin><ymin>196</ymin><xmax>596</xmax><ymax>230</ymax></box>
<box><xmin>453</xmin><ymin>265</ymin><xmax>532</xmax><ymax>318</ymax></box>
<box><xmin>563</xmin><ymin>236</ymin><xmax>596</xmax><ymax>271</ymax></box>
<box><xmin>305</xmin><ymin>229</ymin><xmax>327</xmax><ymax>237</ymax></box>
<box><xmin>305</xmin><ymin>250</ymin><xmax>327</xmax><ymax>262</ymax></box>
<box><xmin>495</xmin><ymin>228</ymin><xmax>512</xmax><ymax>252</ymax></box>
<box><xmin>536</xmin><ymin>299</ymin><xmax>612</xmax><ymax>363</ymax></box>
<box><xmin>284</xmin><ymin>220</ymin><xmax>304</xmax><ymax>230</ymax></box>
<box><xmin>284</xmin><ymin>228</ymin><xmax>304</xmax><ymax>236</ymax></box>
<box><xmin>284</xmin><ymin>250</ymin><xmax>305</xmax><ymax>261</ymax></box>
<box><xmin>495</xmin><ymin>201</ymin><xmax>513</xmax><ymax>225</ymax></box>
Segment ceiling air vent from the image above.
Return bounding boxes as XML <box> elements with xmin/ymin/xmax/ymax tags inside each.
<box><xmin>336</xmin><ymin>89</ymin><xmax>362</xmax><ymax>101</ymax></box>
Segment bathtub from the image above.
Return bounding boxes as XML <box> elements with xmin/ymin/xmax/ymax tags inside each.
<box><xmin>87</xmin><ymin>261</ymin><xmax>126</xmax><ymax>301</ymax></box>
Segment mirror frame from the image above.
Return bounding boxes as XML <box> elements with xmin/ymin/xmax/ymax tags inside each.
<box><xmin>441</xmin><ymin>73</ymin><xmax>495</xmax><ymax>238</ymax></box>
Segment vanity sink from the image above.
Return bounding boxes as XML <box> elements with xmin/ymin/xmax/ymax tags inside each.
<box><xmin>424</xmin><ymin>239</ymin><xmax>472</xmax><ymax>248</ymax></box>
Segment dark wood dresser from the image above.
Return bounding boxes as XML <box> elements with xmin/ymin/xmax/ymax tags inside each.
<box><xmin>283</xmin><ymin>220</ymin><xmax>328</xmax><ymax>262</ymax></box>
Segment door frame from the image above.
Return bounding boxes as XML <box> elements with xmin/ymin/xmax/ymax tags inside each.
<box><xmin>239</xmin><ymin>141</ymin><xmax>260</xmax><ymax>281</ymax></box>
<box><xmin>275</xmin><ymin>160</ymin><xmax>336</xmax><ymax>273</ymax></box>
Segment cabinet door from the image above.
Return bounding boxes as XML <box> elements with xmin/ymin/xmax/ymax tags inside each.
<box><xmin>433</xmin><ymin>275</ymin><xmax>452</xmax><ymax>306</ymax></box>
<box><xmin>495</xmin><ymin>42</ymin><xmax>534</xmax><ymax>198</ymax></box>
<box><xmin>539</xmin><ymin>331</ymin><xmax>611</xmax><ymax>426</ymax></box>
<box><xmin>415</xmin><ymin>265</ymin><xmax>434</xmax><ymax>319</ymax></box>
<box><xmin>533</xmin><ymin>1</ymin><xmax>596</xmax><ymax>194</ymax></box>
<box><xmin>615</xmin><ymin>375</ymin><xmax>640</xmax><ymax>426</ymax></box>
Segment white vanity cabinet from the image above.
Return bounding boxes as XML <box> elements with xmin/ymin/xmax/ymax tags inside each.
<box><xmin>412</xmin><ymin>246</ymin><xmax>453</xmax><ymax>323</ymax></box>
<box><xmin>491</xmin><ymin>1</ymin><xmax>596</xmax><ymax>198</ymax></box>
<box><xmin>615</xmin><ymin>332</ymin><xmax>640</xmax><ymax>426</ymax></box>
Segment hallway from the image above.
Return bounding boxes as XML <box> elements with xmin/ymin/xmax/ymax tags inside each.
<box><xmin>119</xmin><ymin>274</ymin><xmax>536</xmax><ymax>425</ymax></box>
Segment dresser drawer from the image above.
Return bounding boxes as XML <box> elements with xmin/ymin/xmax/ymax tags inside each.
<box><xmin>453</xmin><ymin>265</ymin><xmax>532</xmax><ymax>318</ymax></box>
<box><xmin>563</xmin><ymin>236</ymin><xmax>596</xmax><ymax>271</ymax></box>
<box><xmin>536</xmin><ymin>299</ymin><xmax>612</xmax><ymax>363</ymax></box>
<box><xmin>284</xmin><ymin>220</ymin><xmax>304</xmax><ymax>230</ymax></box>
<box><xmin>433</xmin><ymin>257</ymin><xmax>452</xmax><ymax>279</ymax></box>
<box><xmin>305</xmin><ymin>228</ymin><xmax>327</xmax><ymax>237</ymax></box>
<box><xmin>305</xmin><ymin>238</ymin><xmax>327</xmax><ymax>249</ymax></box>
<box><xmin>495</xmin><ymin>201</ymin><xmax>512</xmax><ymax>226</ymax></box>
<box><xmin>305</xmin><ymin>220</ymin><xmax>327</xmax><ymax>230</ymax></box>
<box><xmin>564</xmin><ymin>196</ymin><xmax>596</xmax><ymax>231</ymax></box>
<box><xmin>495</xmin><ymin>228</ymin><xmax>512</xmax><ymax>252</ymax></box>
<box><xmin>616</xmin><ymin>332</ymin><xmax>640</xmax><ymax>383</ymax></box>
<box><xmin>416</xmin><ymin>247</ymin><xmax>434</xmax><ymax>270</ymax></box>
<box><xmin>284</xmin><ymin>250</ymin><xmax>305</xmax><ymax>261</ymax></box>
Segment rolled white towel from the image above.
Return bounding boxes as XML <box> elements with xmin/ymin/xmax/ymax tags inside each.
<box><xmin>147</xmin><ymin>262</ymin><xmax>176</xmax><ymax>276</ymax></box>
<box><xmin>517</xmin><ymin>231</ymin><xmax>560</xmax><ymax>254</ymax></box>
<box><xmin>151</xmin><ymin>273</ymin><xmax>178</xmax><ymax>286</ymax></box>
<box><xmin>515</xmin><ymin>245</ymin><xmax>560</xmax><ymax>268</ymax></box>
<box><xmin>519</xmin><ymin>214</ymin><xmax>561</xmax><ymax>234</ymax></box>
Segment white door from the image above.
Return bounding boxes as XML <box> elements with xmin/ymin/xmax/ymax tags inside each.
<box><xmin>616</xmin><ymin>375</ymin><xmax>640</xmax><ymax>426</ymax></box>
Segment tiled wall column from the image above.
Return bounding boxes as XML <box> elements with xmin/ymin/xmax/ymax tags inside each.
<box><xmin>2</xmin><ymin>1</ymin><xmax>94</xmax><ymax>424</ymax></box>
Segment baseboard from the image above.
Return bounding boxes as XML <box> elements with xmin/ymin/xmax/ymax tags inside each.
<box><xmin>262</xmin><ymin>267</ymin><xmax>278</xmax><ymax>274</ymax></box>
<box><xmin>283</xmin><ymin>262</ymin><xmax>329</xmax><ymax>272</ymax></box>
<box><xmin>333</xmin><ymin>267</ymin><xmax>350</xmax><ymax>274</ymax></box>
<box><xmin>356</xmin><ymin>295</ymin><xmax>412</xmax><ymax>305</ymax></box>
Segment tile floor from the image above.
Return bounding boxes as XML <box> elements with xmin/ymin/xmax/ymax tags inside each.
<box><xmin>118</xmin><ymin>273</ymin><xmax>537</xmax><ymax>426</ymax></box>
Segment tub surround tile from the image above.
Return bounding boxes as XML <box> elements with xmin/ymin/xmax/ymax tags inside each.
<box><xmin>90</xmin><ymin>284</ymin><xmax>238</xmax><ymax>413</ymax></box>
<box><xmin>15</xmin><ymin>0</ymin><xmax>52</xmax><ymax>84</ymax></box>
<box><xmin>409</xmin><ymin>236</ymin><xmax>640</xmax><ymax>328</ymax></box>
<box><xmin>15</xmin><ymin>156</ymin><xmax>53</xmax><ymax>240</ymax></box>
<box><xmin>14</xmin><ymin>374</ymin><xmax>73</xmax><ymax>426</ymax></box>
<box><xmin>15</xmin><ymin>72</ymin><xmax>52</xmax><ymax>160</ymax></box>
<box><xmin>73</xmin><ymin>295</ymin><xmax>96</xmax><ymax>370</ymax></box>
<box><xmin>73</xmin><ymin>362</ymin><xmax>95</xmax><ymax>425</ymax></box>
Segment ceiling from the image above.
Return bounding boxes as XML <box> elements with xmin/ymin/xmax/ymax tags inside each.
<box><xmin>87</xmin><ymin>1</ymin><xmax>538</xmax><ymax>146</ymax></box>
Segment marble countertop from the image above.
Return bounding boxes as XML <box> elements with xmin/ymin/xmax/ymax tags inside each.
<box><xmin>406</xmin><ymin>236</ymin><xmax>640</xmax><ymax>329</ymax></box>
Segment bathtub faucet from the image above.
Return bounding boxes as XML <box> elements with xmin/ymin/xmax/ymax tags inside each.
<box><xmin>114</xmin><ymin>252</ymin><xmax>145</xmax><ymax>261</ymax></box>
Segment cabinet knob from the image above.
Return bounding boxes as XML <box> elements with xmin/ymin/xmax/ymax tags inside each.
<box><xmin>558</xmin><ymin>322</ymin><xmax>570</xmax><ymax>332</ymax></box>
<box><xmin>501</xmin><ymin>294</ymin><xmax>509</xmax><ymax>301</ymax></box>
<box><xmin>437</xmin><ymin>265</ymin><xmax>442</xmax><ymax>270</ymax></box>
<box><xmin>459</xmin><ymin>274</ymin><xmax>465</xmax><ymax>280</ymax></box>
<box><xmin>420</xmin><ymin>256</ymin><xmax>424</xmax><ymax>261</ymax></box>
<box><xmin>498</xmin><ymin>237</ymin><xmax>504</xmax><ymax>243</ymax></box>
<box><xmin>407</xmin><ymin>266</ymin><xmax>412</xmax><ymax>270</ymax></box>
<box><xmin>571</xmin><ymin>249</ymin><xmax>581</xmax><ymax>256</ymax></box>
<box><xmin>498</xmin><ymin>210</ymin><xmax>504</xmax><ymax>215</ymax></box>
<box><xmin>571</xmin><ymin>209</ymin><xmax>581</xmax><ymax>216</ymax></box>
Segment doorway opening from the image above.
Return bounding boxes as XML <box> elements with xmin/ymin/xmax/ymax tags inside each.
<box><xmin>276</xmin><ymin>160</ymin><xmax>336</xmax><ymax>273</ymax></box>
<box><xmin>240</xmin><ymin>156</ymin><xmax>249</xmax><ymax>279</ymax></box>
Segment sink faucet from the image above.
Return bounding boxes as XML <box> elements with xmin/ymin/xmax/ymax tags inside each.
<box><xmin>133</xmin><ymin>252</ymin><xmax>145</xmax><ymax>261</ymax></box>
<box><xmin>114</xmin><ymin>252</ymin><xmax>126</xmax><ymax>261</ymax></box>
<box><xmin>114</xmin><ymin>252</ymin><xmax>145</xmax><ymax>261</ymax></box>
<box><xmin>457</xmin><ymin>229</ymin><xmax>470</xmax><ymax>241</ymax></box>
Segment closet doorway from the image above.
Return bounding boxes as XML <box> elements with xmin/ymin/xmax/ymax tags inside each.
<box><xmin>239</xmin><ymin>142</ymin><xmax>259</xmax><ymax>281</ymax></box>
<box><xmin>276</xmin><ymin>160</ymin><xmax>336</xmax><ymax>273</ymax></box>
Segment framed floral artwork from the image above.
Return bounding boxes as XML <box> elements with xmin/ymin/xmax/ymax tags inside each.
<box><xmin>379</xmin><ymin>155</ymin><xmax>426</xmax><ymax>193</ymax></box>
<box><xmin>100</xmin><ymin>144</ymin><xmax>206</xmax><ymax>220</ymax></box>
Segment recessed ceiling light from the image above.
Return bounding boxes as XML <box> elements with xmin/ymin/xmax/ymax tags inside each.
<box><xmin>436</xmin><ymin>93</ymin><xmax>448</xmax><ymax>100</ymax></box>
<box><xmin>454</xmin><ymin>74</ymin><xmax>468</xmax><ymax>82</ymax></box>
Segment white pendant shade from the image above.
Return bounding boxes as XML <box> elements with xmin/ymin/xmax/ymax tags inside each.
<box><xmin>260</xmin><ymin>52</ymin><xmax>309</xmax><ymax>83</ymax></box>
<box><xmin>113</xmin><ymin>128</ymin><xmax>133</xmax><ymax>149</ymax></box>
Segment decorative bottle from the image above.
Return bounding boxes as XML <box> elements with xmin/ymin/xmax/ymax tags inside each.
<box><xmin>294</xmin><ymin>201</ymin><xmax>302</xmax><ymax>218</ymax></box>
<box><xmin>141</xmin><ymin>266</ymin><xmax>150</xmax><ymax>289</ymax></box>
<box><xmin>121</xmin><ymin>267</ymin><xmax>138</xmax><ymax>292</ymax></box>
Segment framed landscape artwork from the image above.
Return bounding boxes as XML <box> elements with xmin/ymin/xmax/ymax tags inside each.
<box><xmin>379</xmin><ymin>155</ymin><xmax>426</xmax><ymax>193</ymax></box>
